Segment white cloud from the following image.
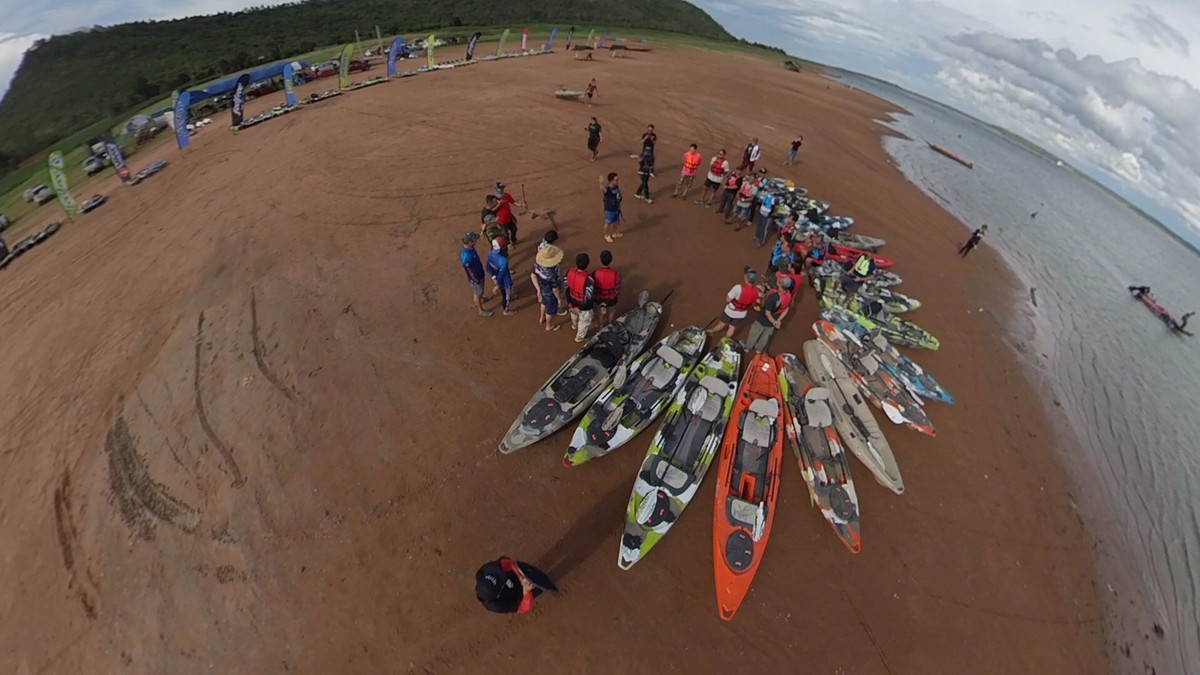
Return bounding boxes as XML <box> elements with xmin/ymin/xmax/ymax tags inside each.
<box><xmin>0</xmin><ymin>33</ymin><xmax>42</xmax><ymax>101</ymax></box>
<box><xmin>695</xmin><ymin>0</ymin><xmax>1200</xmax><ymax>240</ymax></box>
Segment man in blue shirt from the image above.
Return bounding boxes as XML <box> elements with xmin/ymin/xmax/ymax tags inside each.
<box><xmin>460</xmin><ymin>231</ymin><xmax>494</xmax><ymax>317</ymax></box>
<box><xmin>487</xmin><ymin>236</ymin><xmax>516</xmax><ymax>316</ymax></box>
<box><xmin>600</xmin><ymin>172</ymin><xmax>623</xmax><ymax>243</ymax></box>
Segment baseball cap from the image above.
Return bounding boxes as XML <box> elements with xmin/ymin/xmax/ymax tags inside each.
<box><xmin>494</xmin><ymin>181</ymin><xmax>505</xmax><ymax>190</ymax></box>
<box><xmin>743</xmin><ymin>267</ymin><xmax>758</xmax><ymax>284</ymax></box>
<box><xmin>462</xmin><ymin>231</ymin><xmax>480</xmax><ymax>245</ymax></box>
<box><xmin>493</xmin><ymin>236</ymin><xmax>507</xmax><ymax>249</ymax></box>
<box><xmin>475</xmin><ymin>561</ymin><xmax>506</xmax><ymax>602</ymax></box>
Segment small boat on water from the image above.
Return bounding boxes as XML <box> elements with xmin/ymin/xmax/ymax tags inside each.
<box><xmin>927</xmin><ymin>143</ymin><xmax>974</xmax><ymax>169</ymax></box>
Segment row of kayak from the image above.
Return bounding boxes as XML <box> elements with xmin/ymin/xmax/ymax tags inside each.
<box><xmin>497</xmin><ymin>291</ymin><xmax>954</xmax><ymax>619</ymax></box>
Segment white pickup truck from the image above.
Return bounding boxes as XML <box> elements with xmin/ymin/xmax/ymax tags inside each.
<box><xmin>23</xmin><ymin>184</ymin><xmax>55</xmax><ymax>205</ymax></box>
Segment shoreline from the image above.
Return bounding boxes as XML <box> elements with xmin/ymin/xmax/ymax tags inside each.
<box><xmin>0</xmin><ymin>44</ymin><xmax>1112</xmax><ymax>672</ymax></box>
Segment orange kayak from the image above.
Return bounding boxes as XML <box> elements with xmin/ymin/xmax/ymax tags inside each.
<box><xmin>712</xmin><ymin>353</ymin><xmax>786</xmax><ymax>620</ymax></box>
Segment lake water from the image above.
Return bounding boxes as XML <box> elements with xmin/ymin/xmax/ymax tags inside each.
<box><xmin>838</xmin><ymin>72</ymin><xmax>1200</xmax><ymax>672</ymax></box>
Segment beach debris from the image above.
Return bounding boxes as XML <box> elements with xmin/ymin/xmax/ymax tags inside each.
<box><xmin>1030</xmin><ymin>287</ymin><xmax>1039</xmax><ymax>306</ymax></box>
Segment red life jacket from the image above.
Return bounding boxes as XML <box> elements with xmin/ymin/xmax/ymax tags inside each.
<box><xmin>776</xmin><ymin>288</ymin><xmax>794</xmax><ymax>313</ymax></box>
<box><xmin>738</xmin><ymin>181</ymin><xmax>755</xmax><ymax>199</ymax></box>
<box><xmin>730</xmin><ymin>283</ymin><xmax>760</xmax><ymax>312</ymax></box>
<box><xmin>593</xmin><ymin>267</ymin><xmax>620</xmax><ymax>301</ymax></box>
<box><xmin>709</xmin><ymin>157</ymin><xmax>727</xmax><ymax>178</ymax></box>
<box><xmin>567</xmin><ymin>268</ymin><xmax>591</xmax><ymax>303</ymax></box>
<box><xmin>724</xmin><ymin>174</ymin><xmax>740</xmax><ymax>190</ymax></box>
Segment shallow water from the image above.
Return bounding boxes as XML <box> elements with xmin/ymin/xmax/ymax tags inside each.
<box><xmin>839</xmin><ymin>72</ymin><xmax>1200</xmax><ymax>671</ymax></box>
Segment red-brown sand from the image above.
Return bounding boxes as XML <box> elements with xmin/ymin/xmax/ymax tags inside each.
<box><xmin>0</xmin><ymin>45</ymin><xmax>1110</xmax><ymax>673</ymax></box>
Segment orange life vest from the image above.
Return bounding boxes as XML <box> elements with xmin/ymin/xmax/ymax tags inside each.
<box><xmin>730</xmin><ymin>283</ymin><xmax>760</xmax><ymax>312</ymax></box>
<box><xmin>683</xmin><ymin>151</ymin><xmax>702</xmax><ymax>173</ymax></box>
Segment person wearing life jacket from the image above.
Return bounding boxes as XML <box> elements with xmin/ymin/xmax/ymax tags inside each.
<box><xmin>672</xmin><ymin>144</ymin><xmax>704</xmax><ymax>199</ymax></box>
<box><xmin>697</xmin><ymin>149</ymin><xmax>731</xmax><ymax>207</ymax></box>
<box><xmin>592</xmin><ymin>249</ymin><xmax>622</xmax><ymax>328</ymax></box>
<box><xmin>707</xmin><ymin>267</ymin><xmax>760</xmax><ymax>339</ymax></box>
<box><xmin>851</xmin><ymin>253</ymin><xmax>876</xmax><ymax>279</ymax></box>
<box><xmin>566</xmin><ymin>252</ymin><xmax>596</xmax><ymax>343</ymax></box>
<box><xmin>745</xmin><ymin>275</ymin><xmax>794</xmax><ymax>355</ymax></box>
<box><xmin>728</xmin><ymin>173</ymin><xmax>758</xmax><ymax>229</ymax></box>
<box><xmin>716</xmin><ymin>170</ymin><xmax>742</xmax><ymax>217</ymax></box>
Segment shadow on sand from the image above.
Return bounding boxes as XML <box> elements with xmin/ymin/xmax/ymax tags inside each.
<box><xmin>537</xmin><ymin>480</ymin><xmax>629</xmax><ymax>585</ymax></box>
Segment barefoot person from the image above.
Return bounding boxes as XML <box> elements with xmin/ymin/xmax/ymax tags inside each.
<box><xmin>600</xmin><ymin>172</ymin><xmax>624</xmax><ymax>243</ymax></box>
<box><xmin>672</xmin><ymin>143</ymin><xmax>702</xmax><ymax>199</ymax></box>
<box><xmin>475</xmin><ymin>557</ymin><xmax>557</xmax><ymax>614</ymax></box>
<box><xmin>460</xmin><ymin>232</ymin><xmax>493</xmax><ymax>317</ymax></box>
<box><xmin>593</xmin><ymin>249</ymin><xmax>622</xmax><ymax>328</ymax></box>
<box><xmin>566</xmin><ymin>253</ymin><xmax>596</xmax><ymax>343</ymax></box>
<box><xmin>487</xmin><ymin>237</ymin><xmax>516</xmax><ymax>316</ymax></box>
<box><xmin>585</xmin><ymin>117</ymin><xmax>602</xmax><ymax>161</ymax></box>
<box><xmin>697</xmin><ymin>149</ymin><xmax>731</xmax><ymax>207</ymax></box>
<box><xmin>706</xmin><ymin>267</ymin><xmax>760</xmax><ymax>339</ymax></box>
<box><xmin>531</xmin><ymin>244</ymin><xmax>565</xmax><ymax>331</ymax></box>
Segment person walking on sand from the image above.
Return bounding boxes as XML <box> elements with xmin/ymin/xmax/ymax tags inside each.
<box><xmin>586</xmin><ymin>117</ymin><xmax>602</xmax><ymax>161</ymax></box>
<box><xmin>958</xmin><ymin>224</ymin><xmax>988</xmax><ymax>258</ymax></box>
<box><xmin>487</xmin><ymin>237</ymin><xmax>517</xmax><ymax>316</ymax></box>
<box><xmin>566</xmin><ymin>253</ymin><xmax>597</xmax><ymax>342</ymax></box>
<box><xmin>531</xmin><ymin>244</ymin><xmax>565</xmax><ymax>331</ymax></box>
<box><xmin>585</xmin><ymin>78</ymin><xmax>597</xmax><ymax>106</ymax></box>
<box><xmin>493</xmin><ymin>182</ymin><xmax>524</xmax><ymax>248</ymax></box>
<box><xmin>672</xmin><ymin>144</ymin><xmax>702</xmax><ymax>199</ymax></box>
<box><xmin>593</xmin><ymin>250</ymin><xmax>622</xmax><ymax>328</ymax></box>
<box><xmin>707</xmin><ymin>267</ymin><xmax>760</xmax><ymax>339</ymax></box>
<box><xmin>476</xmin><ymin>557</ymin><xmax>558</xmax><ymax>614</ymax></box>
<box><xmin>697</xmin><ymin>149</ymin><xmax>731</xmax><ymax>207</ymax></box>
<box><xmin>635</xmin><ymin>149</ymin><xmax>654</xmax><ymax>203</ymax></box>
<box><xmin>786</xmin><ymin>135</ymin><xmax>804</xmax><ymax>165</ymax></box>
<box><xmin>739</xmin><ymin>138</ymin><xmax>762</xmax><ymax>172</ymax></box>
<box><xmin>460</xmin><ymin>232</ymin><xmax>494</xmax><ymax>317</ymax></box>
<box><xmin>744</xmin><ymin>276</ymin><xmax>794</xmax><ymax>355</ymax></box>
<box><xmin>600</xmin><ymin>172</ymin><xmax>624</xmax><ymax>243</ymax></box>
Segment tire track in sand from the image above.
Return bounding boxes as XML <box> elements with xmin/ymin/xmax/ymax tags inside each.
<box><xmin>194</xmin><ymin>311</ymin><xmax>247</xmax><ymax>487</ymax></box>
<box><xmin>250</xmin><ymin>287</ymin><xmax>296</xmax><ymax>400</ymax></box>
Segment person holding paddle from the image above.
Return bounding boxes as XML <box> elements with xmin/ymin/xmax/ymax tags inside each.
<box><xmin>475</xmin><ymin>557</ymin><xmax>558</xmax><ymax>614</ymax></box>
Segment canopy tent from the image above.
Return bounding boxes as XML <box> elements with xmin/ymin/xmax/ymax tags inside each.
<box><xmin>186</xmin><ymin>59</ymin><xmax>310</xmax><ymax>103</ymax></box>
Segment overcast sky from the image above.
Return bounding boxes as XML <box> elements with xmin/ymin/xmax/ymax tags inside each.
<box><xmin>3</xmin><ymin>0</ymin><xmax>1198</xmax><ymax>240</ymax></box>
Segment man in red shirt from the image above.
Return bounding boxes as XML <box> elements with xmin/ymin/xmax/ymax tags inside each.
<box><xmin>492</xmin><ymin>182</ymin><xmax>524</xmax><ymax>248</ymax></box>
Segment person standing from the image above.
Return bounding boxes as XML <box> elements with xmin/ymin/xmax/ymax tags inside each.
<box><xmin>728</xmin><ymin>173</ymin><xmax>758</xmax><ymax>230</ymax></box>
<box><xmin>585</xmin><ymin>78</ymin><xmax>598</xmax><ymax>106</ymax></box>
<box><xmin>958</xmin><ymin>224</ymin><xmax>988</xmax><ymax>257</ymax></box>
<box><xmin>460</xmin><ymin>232</ymin><xmax>494</xmax><ymax>317</ymax></box>
<box><xmin>672</xmin><ymin>143</ymin><xmax>702</xmax><ymax>199</ymax></box>
<box><xmin>493</xmin><ymin>182</ymin><xmax>523</xmax><ymax>248</ymax></box>
<box><xmin>754</xmin><ymin>189</ymin><xmax>777</xmax><ymax>247</ymax></box>
<box><xmin>697</xmin><ymin>149</ymin><xmax>731</xmax><ymax>207</ymax></box>
<box><xmin>639</xmin><ymin>124</ymin><xmax>657</xmax><ymax>159</ymax></box>
<box><xmin>786</xmin><ymin>135</ymin><xmax>804</xmax><ymax>165</ymax></box>
<box><xmin>592</xmin><ymin>250</ymin><xmax>622</xmax><ymax>328</ymax></box>
<box><xmin>585</xmin><ymin>117</ymin><xmax>602</xmax><ymax>161</ymax></box>
<box><xmin>716</xmin><ymin>170</ymin><xmax>741</xmax><ymax>217</ymax></box>
<box><xmin>706</xmin><ymin>267</ymin><xmax>760</xmax><ymax>339</ymax></box>
<box><xmin>635</xmin><ymin>149</ymin><xmax>654</xmax><ymax>203</ymax></box>
<box><xmin>531</xmin><ymin>244</ymin><xmax>565</xmax><ymax>331</ymax></box>
<box><xmin>600</xmin><ymin>172</ymin><xmax>623</xmax><ymax>243</ymax></box>
<box><xmin>744</xmin><ymin>276</ymin><xmax>794</xmax><ymax>355</ymax></box>
<box><xmin>475</xmin><ymin>557</ymin><xmax>557</xmax><ymax>615</ymax></box>
<box><xmin>566</xmin><ymin>253</ymin><xmax>596</xmax><ymax>343</ymax></box>
<box><xmin>487</xmin><ymin>237</ymin><xmax>516</xmax><ymax>316</ymax></box>
<box><xmin>739</xmin><ymin>138</ymin><xmax>761</xmax><ymax>172</ymax></box>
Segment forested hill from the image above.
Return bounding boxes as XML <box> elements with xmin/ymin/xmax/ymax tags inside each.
<box><xmin>0</xmin><ymin>0</ymin><xmax>731</xmax><ymax>175</ymax></box>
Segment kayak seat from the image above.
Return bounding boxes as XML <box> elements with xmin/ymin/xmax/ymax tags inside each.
<box><xmin>649</xmin><ymin>457</ymin><xmax>691</xmax><ymax>492</ymax></box>
<box><xmin>804</xmin><ymin>389</ymin><xmax>834</xmax><ymax>428</ymax></box>
<box><xmin>741</xmin><ymin>412</ymin><xmax>774</xmax><ymax>449</ymax></box>
<box><xmin>698</xmin><ymin>376</ymin><xmax>732</xmax><ymax>421</ymax></box>
<box><xmin>552</xmin><ymin>364</ymin><xmax>599</xmax><ymax>403</ymax></box>
<box><xmin>748</xmin><ymin>397</ymin><xmax>779</xmax><ymax>420</ymax></box>
<box><xmin>859</xmin><ymin>353</ymin><xmax>881</xmax><ymax>375</ymax></box>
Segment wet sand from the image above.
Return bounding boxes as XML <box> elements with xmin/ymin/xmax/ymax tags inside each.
<box><xmin>0</xmin><ymin>45</ymin><xmax>1109</xmax><ymax>673</ymax></box>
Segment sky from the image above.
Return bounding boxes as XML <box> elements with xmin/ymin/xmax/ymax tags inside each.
<box><xmin>2</xmin><ymin>0</ymin><xmax>1199</xmax><ymax>240</ymax></box>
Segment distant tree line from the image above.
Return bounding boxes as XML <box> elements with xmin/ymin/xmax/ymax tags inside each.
<box><xmin>0</xmin><ymin>0</ymin><xmax>731</xmax><ymax>177</ymax></box>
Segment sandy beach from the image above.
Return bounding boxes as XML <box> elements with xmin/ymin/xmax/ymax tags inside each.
<box><xmin>0</xmin><ymin>44</ymin><xmax>1110</xmax><ymax>673</ymax></box>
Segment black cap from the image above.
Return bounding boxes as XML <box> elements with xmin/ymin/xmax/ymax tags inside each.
<box><xmin>476</xmin><ymin>561</ymin><xmax>506</xmax><ymax>602</ymax></box>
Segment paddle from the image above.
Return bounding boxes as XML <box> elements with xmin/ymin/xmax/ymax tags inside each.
<box><xmin>515</xmin><ymin>561</ymin><xmax>559</xmax><ymax>593</ymax></box>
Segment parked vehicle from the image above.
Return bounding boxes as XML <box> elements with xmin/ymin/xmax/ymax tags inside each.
<box><xmin>23</xmin><ymin>184</ymin><xmax>55</xmax><ymax>205</ymax></box>
<box><xmin>0</xmin><ymin>214</ymin><xmax>10</xmax><ymax>231</ymax></box>
<box><xmin>84</xmin><ymin>155</ymin><xmax>106</xmax><ymax>176</ymax></box>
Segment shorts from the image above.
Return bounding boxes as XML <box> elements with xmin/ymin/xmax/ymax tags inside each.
<box><xmin>704</xmin><ymin>178</ymin><xmax>721</xmax><ymax>190</ymax></box>
<box><xmin>469</xmin><ymin>280</ymin><xmax>484</xmax><ymax>296</ymax></box>
<box><xmin>735</xmin><ymin>203</ymin><xmax>752</xmax><ymax>220</ymax></box>
<box><xmin>604</xmin><ymin>210</ymin><xmax>621</xmax><ymax>225</ymax></box>
<box><xmin>541</xmin><ymin>290</ymin><xmax>559</xmax><ymax>315</ymax></box>
<box><xmin>677</xmin><ymin>174</ymin><xmax>696</xmax><ymax>188</ymax></box>
<box><xmin>586</xmin><ymin>91</ymin><xmax>594</xmax><ymax>99</ymax></box>
<box><xmin>745</xmin><ymin>322</ymin><xmax>775</xmax><ymax>352</ymax></box>
<box><xmin>722</xmin><ymin>309</ymin><xmax>747</xmax><ymax>325</ymax></box>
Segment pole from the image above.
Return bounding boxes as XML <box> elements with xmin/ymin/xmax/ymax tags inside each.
<box><xmin>376</xmin><ymin>25</ymin><xmax>384</xmax><ymax>55</ymax></box>
<box><xmin>355</xmin><ymin>30</ymin><xmax>364</xmax><ymax>57</ymax></box>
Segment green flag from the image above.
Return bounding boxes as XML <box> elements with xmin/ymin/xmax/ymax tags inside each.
<box><xmin>497</xmin><ymin>28</ymin><xmax>511</xmax><ymax>56</ymax></box>
<box><xmin>426</xmin><ymin>34</ymin><xmax>436</xmax><ymax>68</ymax></box>
<box><xmin>586</xmin><ymin>29</ymin><xmax>595</xmax><ymax>46</ymax></box>
<box><xmin>48</xmin><ymin>151</ymin><xmax>79</xmax><ymax>217</ymax></box>
<box><xmin>338</xmin><ymin>43</ymin><xmax>354</xmax><ymax>89</ymax></box>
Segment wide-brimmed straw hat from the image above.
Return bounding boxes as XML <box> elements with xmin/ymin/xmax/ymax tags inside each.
<box><xmin>536</xmin><ymin>244</ymin><xmax>564</xmax><ymax>266</ymax></box>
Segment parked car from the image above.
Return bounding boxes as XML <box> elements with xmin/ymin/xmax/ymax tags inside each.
<box><xmin>84</xmin><ymin>155</ymin><xmax>106</xmax><ymax>176</ymax></box>
<box><xmin>24</xmin><ymin>184</ymin><xmax>55</xmax><ymax>205</ymax></box>
<box><xmin>0</xmin><ymin>214</ymin><xmax>10</xmax><ymax>231</ymax></box>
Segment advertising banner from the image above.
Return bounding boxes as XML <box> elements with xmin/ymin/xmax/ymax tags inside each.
<box><xmin>465</xmin><ymin>32</ymin><xmax>482</xmax><ymax>61</ymax></box>
<box><xmin>387</xmin><ymin>37</ymin><xmax>407</xmax><ymax>75</ymax></box>
<box><xmin>338</xmin><ymin>43</ymin><xmax>354</xmax><ymax>89</ymax></box>
<box><xmin>48</xmin><ymin>151</ymin><xmax>80</xmax><ymax>216</ymax></box>
<box><xmin>497</xmin><ymin>28</ymin><xmax>511</xmax><ymax>56</ymax></box>
<box><xmin>231</xmin><ymin>73</ymin><xmax>250</xmax><ymax>126</ymax></box>
<box><xmin>104</xmin><ymin>138</ymin><xmax>131</xmax><ymax>182</ymax></box>
<box><xmin>172</xmin><ymin>89</ymin><xmax>191</xmax><ymax>149</ymax></box>
<box><xmin>426</xmin><ymin>34</ymin><xmax>436</xmax><ymax>68</ymax></box>
<box><xmin>282</xmin><ymin>62</ymin><xmax>297</xmax><ymax>106</ymax></box>
<box><xmin>547</xmin><ymin>27</ymin><xmax>558</xmax><ymax>51</ymax></box>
